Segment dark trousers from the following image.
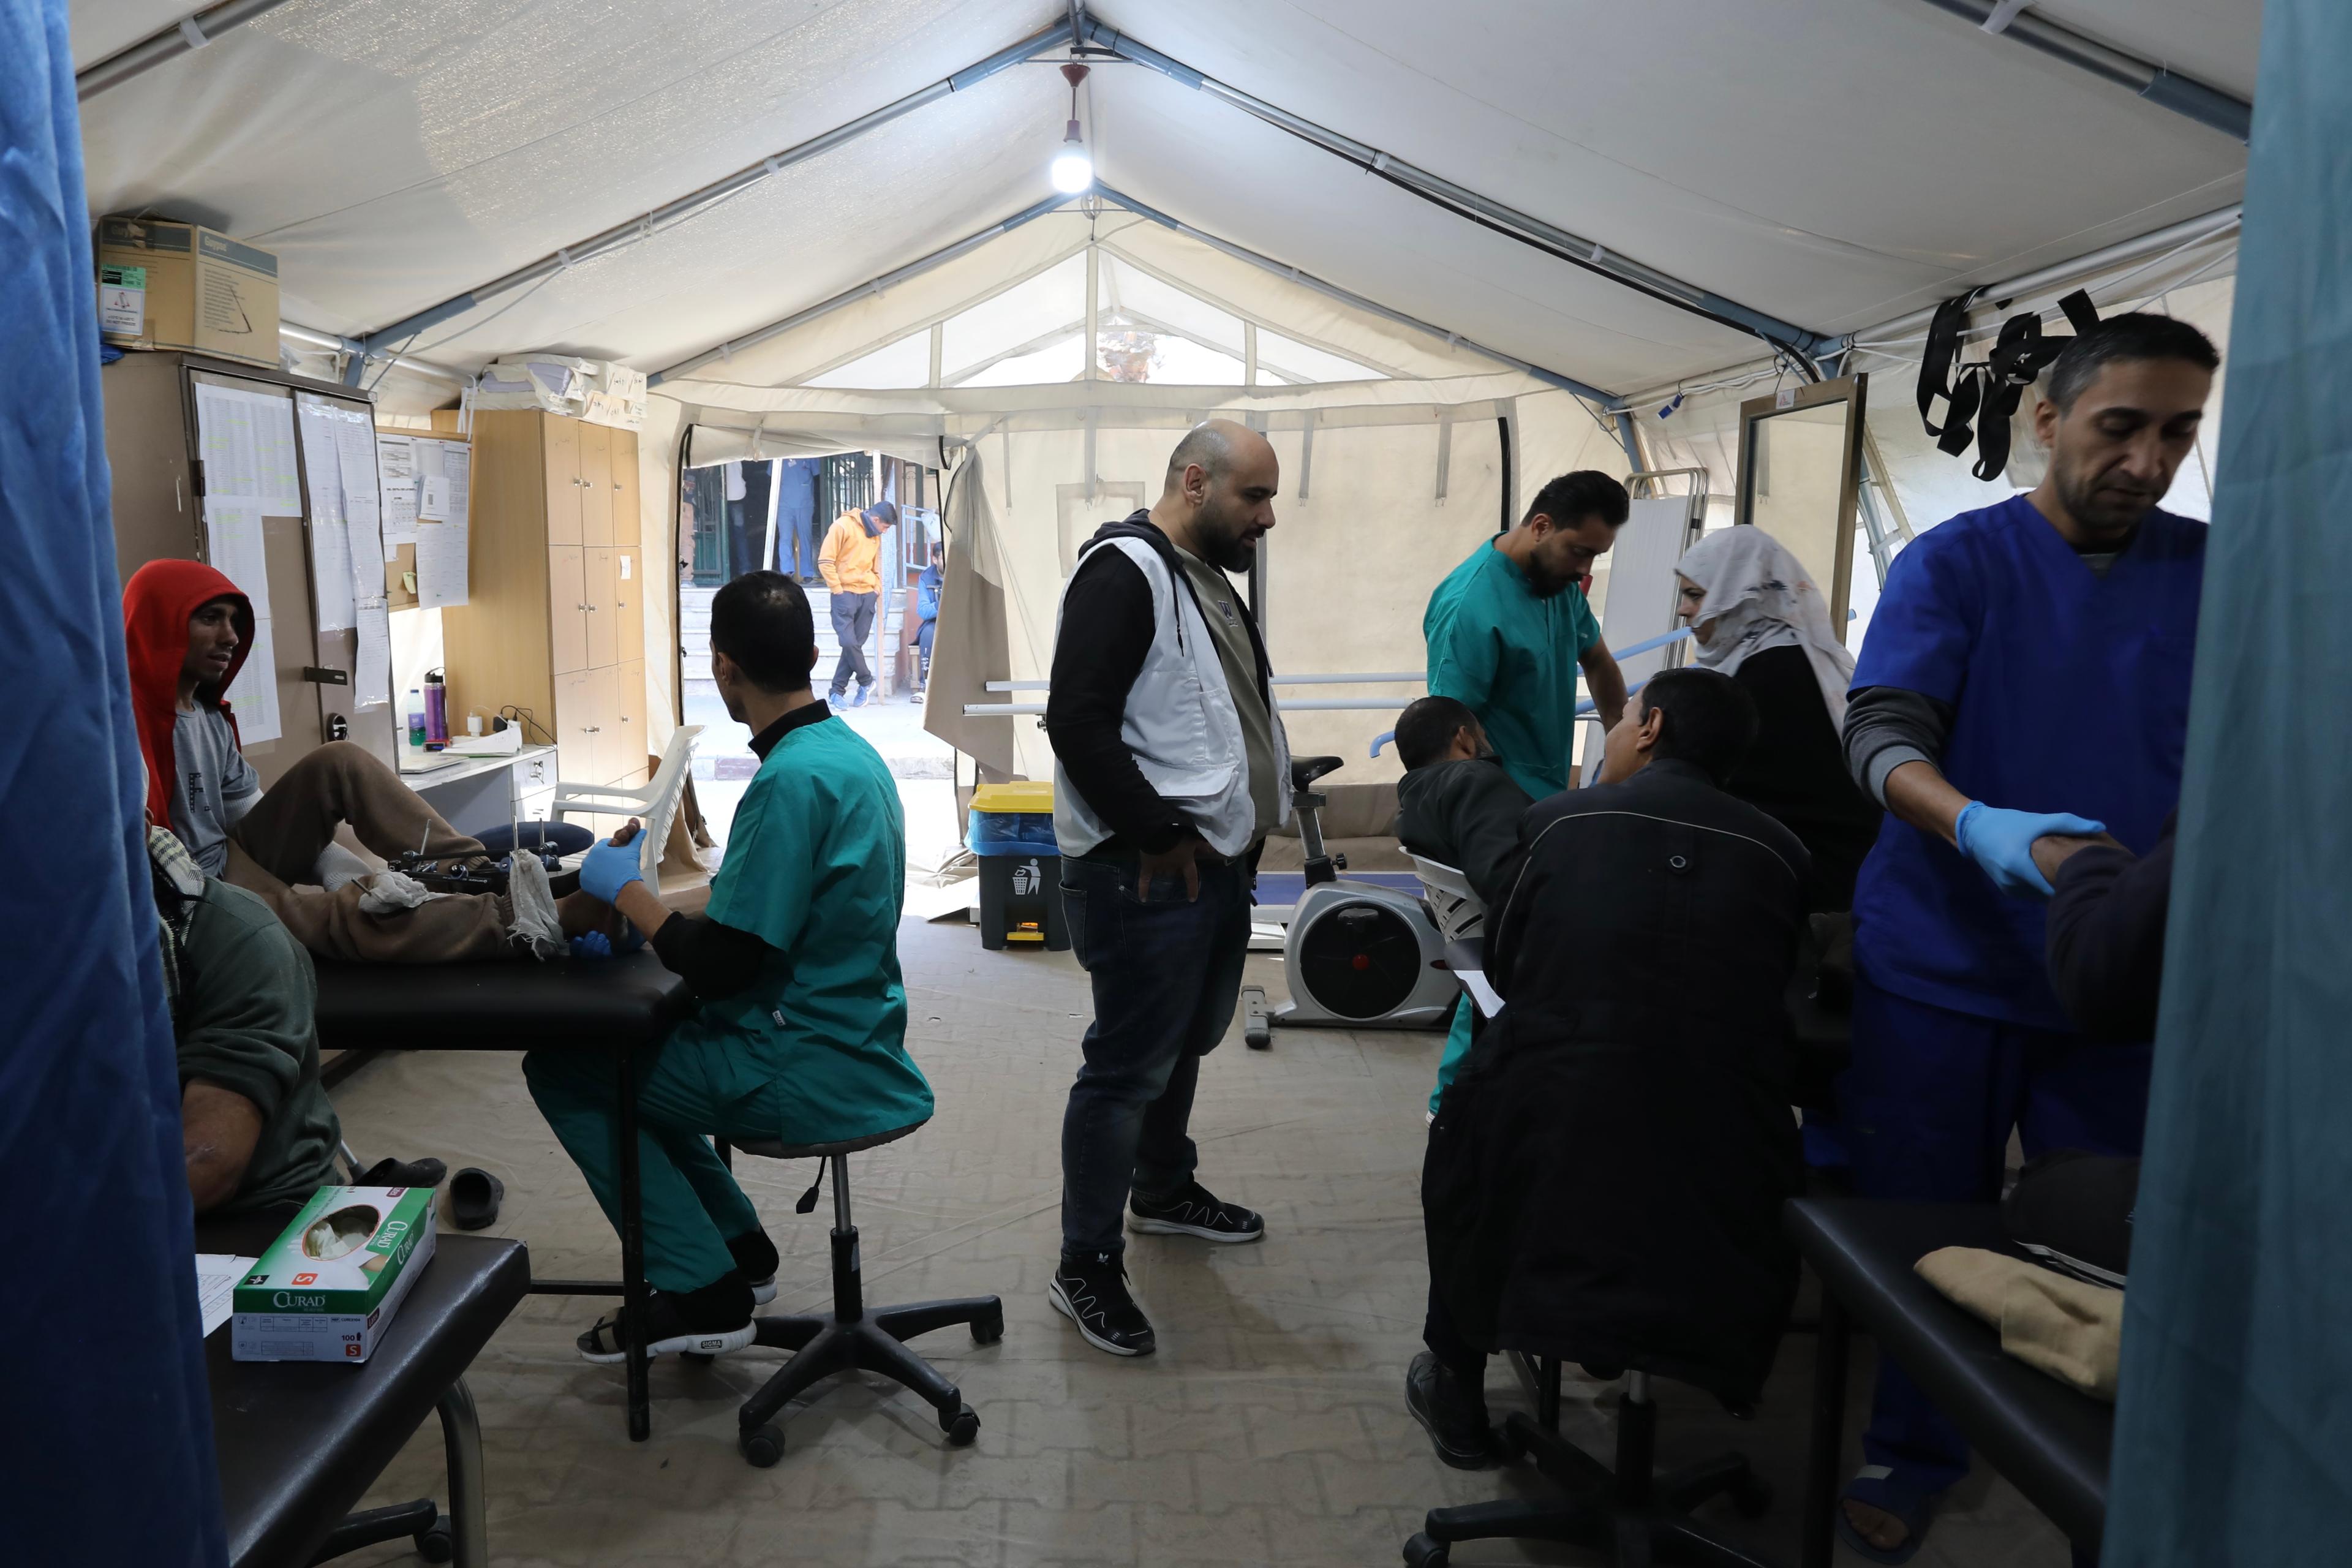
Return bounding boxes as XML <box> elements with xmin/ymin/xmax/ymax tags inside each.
<box><xmin>1058</xmin><ymin>851</ymin><xmax>1251</xmax><ymax>1256</ymax></box>
<box><xmin>1843</xmin><ymin>974</ymin><xmax>2151</xmax><ymax>1495</ymax></box>
<box><xmin>827</xmin><ymin>590</ymin><xmax>877</xmax><ymax>694</ymax></box>
<box><xmin>916</xmin><ymin>618</ymin><xmax>935</xmax><ymax>682</ymax></box>
<box><xmin>1423</xmin><ymin>1278</ymin><xmax>1487</xmax><ymax>1384</ymax></box>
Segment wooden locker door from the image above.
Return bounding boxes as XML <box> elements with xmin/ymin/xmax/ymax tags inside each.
<box><xmin>554</xmin><ymin>667</ymin><xmax>598</xmax><ymax>787</ymax></box>
<box><xmin>611</xmin><ymin>660</ymin><xmax>647</xmax><ymax>784</ymax></box>
<box><xmin>612</xmin><ymin>548</ymin><xmax>644</xmax><ymax>668</ymax></box>
<box><xmin>583</xmin><ymin>547</ymin><xmax>619</xmax><ymax>668</ymax></box>
<box><xmin>578</xmin><ymin>422</ymin><xmax>612</xmax><ymax>546</ymax></box>
<box><xmin>584</xmin><ymin>663</ymin><xmax>623</xmax><ymax>786</ymax></box>
<box><xmin>543</xmin><ymin>413</ymin><xmax>582</xmax><ymax>546</ymax></box>
<box><xmin>549</xmin><ymin>546</ymin><xmax>589</xmax><ymax>673</ymax></box>
<box><xmin>609</xmin><ymin>431</ymin><xmax>639</xmax><ymax>546</ymax></box>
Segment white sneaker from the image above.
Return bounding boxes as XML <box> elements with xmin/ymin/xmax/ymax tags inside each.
<box><xmin>505</xmin><ymin>852</ymin><xmax>567</xmax><ymax>959</ymax></box>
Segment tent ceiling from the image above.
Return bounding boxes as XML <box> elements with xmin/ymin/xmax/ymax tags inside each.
<box><xmin>73</xmin><ymin>0</ymin><xmax>2255</xmax><ymax>398</ymax></box>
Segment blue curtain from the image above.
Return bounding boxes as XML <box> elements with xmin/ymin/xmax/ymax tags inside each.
<box><xmin>2102</xmin><ymin>4</ymin><xmax>2352</xmax><ymax>1562</ymax></box>
<box><xmin>0</xmin><ymin>4</ymin><xmax>226</xmax><ymax>1562</ymax></box>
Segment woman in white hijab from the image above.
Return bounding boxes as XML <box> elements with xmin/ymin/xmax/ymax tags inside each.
<box><xmin>1675</xmin><ymin>526</ymin><xmax>1880</xmax><ymax>910</ymax></box>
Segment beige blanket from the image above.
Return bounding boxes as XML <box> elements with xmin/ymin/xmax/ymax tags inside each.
<box><xmin>1915</xmin><ymin>1246</ymin><xmax>2122</xmax><ymax>1403</ymax></box>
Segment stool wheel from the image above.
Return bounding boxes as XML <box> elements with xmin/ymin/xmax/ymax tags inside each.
<box><xmin>1730</xmin><ymin>1472</ymin><xmax>1773</xmax><ymax>1519</ymax></box>
<box><xmin>972</xmin><ymin>1308</ymin><xmax>1005</xmax><ymax>1346</ymax></box>
<box><xmin>416</xmin><ymin>1518</ymin><xmax>454</xmax><ymax>1564</ymax></box>
<box><xmin>1401</xmin><ymin>1533</ymin><xmax>1449</xmax><ymax>1567</ymax></box>
<box><xmin>680</xmin><ymin>1350</ymin><xmax>715</xmax><ymax>1366</ymax></box>
<box><xmin>943</xmin><ymin>1404</ymin><xmax>980</xmax><ymax>1447</ymax></box>
<box><xmin>741</xmin><ymin>1423</ymin><xmax>785</xmax><ymax>1468</ymax></box>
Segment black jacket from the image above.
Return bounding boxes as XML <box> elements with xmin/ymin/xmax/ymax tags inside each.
<box><xmin>2046</xmin><ymin>812</ymin><xmax>2176</xmax><ymax>1042</ymax></box>
<box><xmin>1394</xmin><ymin>756</ymin><xmax>1533</xmax><ymax>911</ymax></box>
<box><xmin>1724</xmin><ymin>644</ymin><xmax>1882</xmax><ymax>913</ymax></box>
<box><xmin>1422</xmin><ymin>759</ymin><xmax>1810</xmax><ymax>1403</ymax></box>
<box><xmin>1044</xmin><ymin>511</ymin><xmax>1273</xmax><ymax>854</ymax></box>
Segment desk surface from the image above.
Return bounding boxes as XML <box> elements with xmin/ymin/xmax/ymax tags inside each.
<box><xmin>1788</xmin><ymin>1199</ymin><xmax>2113</xmax><ymax>1547</ymax></box>
<box><xmin>312</xmin><ymin>948</ymin><xmax>694</xmax><ymax>1051</ymax></box>
<box><xmin>396</xmin><ymin>743</ymin><xmax>556</xmax><ymax>788</ymax></box>
<box><xmin>198</xmin><ymin>1216</ymin><xmax>528</xmax><ymax>1568</ymax></box>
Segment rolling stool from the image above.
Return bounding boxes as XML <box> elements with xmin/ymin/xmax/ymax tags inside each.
<box><xmin>715</xmin><ymin>1121</ymin><xmax>1004</xmax><ymax>1468</ymax></box>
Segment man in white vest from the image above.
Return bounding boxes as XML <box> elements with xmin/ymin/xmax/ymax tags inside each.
<box><xmin>1045</xmin><ymin>420</ymin><xmax>1291</xmax><ymax>1357</ymax></box>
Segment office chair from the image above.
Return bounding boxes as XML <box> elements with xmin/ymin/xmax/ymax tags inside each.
<box><xmin>710</xmin><ymin>1121</ymin><xmax>1003</xmax><ymax>1467</ymax></box>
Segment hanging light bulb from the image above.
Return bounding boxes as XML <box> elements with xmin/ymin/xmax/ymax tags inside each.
<box><xmin>1051</xmin><ymin>62</ymin><xmax>1094</xmax><ymax>194</ymax></box>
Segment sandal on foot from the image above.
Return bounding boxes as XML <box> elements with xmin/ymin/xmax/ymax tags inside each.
<box><xmin>1835</xmin><ymin>1467</ymin><xmax>1935</xmax><ymax>1565</ymax></box>
<box><xmin>577</xmin><ymin>1293</ymin><xmax>755</xmax><ymax>1364</ymax></box>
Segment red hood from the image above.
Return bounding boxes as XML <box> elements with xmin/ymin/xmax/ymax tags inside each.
<box><xmin>123</xmin><ymin>559</ymin><xmax>254</xmax><ymax>827</ymax></box>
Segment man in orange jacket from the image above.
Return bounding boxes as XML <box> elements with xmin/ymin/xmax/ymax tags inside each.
<box><xmin>819</xmin><ymin>500</ymin><xmax>895</xmax><ymax>706</ymax></box>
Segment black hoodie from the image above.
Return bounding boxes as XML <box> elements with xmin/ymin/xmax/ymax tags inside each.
<box><xmin>1045</xmin><ymin>511</ymin><xmax>1273</xmax><ymax>855</ymax></box>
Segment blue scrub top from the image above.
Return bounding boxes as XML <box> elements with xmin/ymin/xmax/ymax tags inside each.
<box><xmin>1424</xmin><ymin>538</ymin><xmax>1602</xmax><ymax>798</ymax></box>
<box><xmin>1852</xmin><ymin>494</ymin><xmax>2204</xmax><ymax>1030</ymax></box>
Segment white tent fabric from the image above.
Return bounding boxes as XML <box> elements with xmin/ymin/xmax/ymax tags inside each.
<box><xmin>72</xmin><ymin>0</ymin><xmax>2258</xmax><ymax>759</ymax></box>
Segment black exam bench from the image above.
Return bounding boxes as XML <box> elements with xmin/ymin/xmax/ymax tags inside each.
<box><xmin>1787</xmin><ymin>1198</ymin><xmax>2114</xmax><ymax>1567</ymax></box>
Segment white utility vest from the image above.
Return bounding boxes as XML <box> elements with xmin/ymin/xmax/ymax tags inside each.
<box><xmin>1052</xmin><ymin>536</ymin><xmax>1292</xmax><ymax>858</ymax></box>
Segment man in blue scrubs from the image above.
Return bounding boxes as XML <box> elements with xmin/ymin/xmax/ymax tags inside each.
<box><xmin>1421</xmin><ymin>470</ymin><xmax>1631</xmax><ymax>1112</ymax></box>
<box><xmin>1836</xmin><ymin>314</ymin><xmax>2218</xmax><ymax>1559</ymax></box>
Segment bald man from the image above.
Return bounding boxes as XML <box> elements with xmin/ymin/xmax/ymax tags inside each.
<box><xmin>1045</xmin><ymin>420</ymin><xmax>1293</xmax><ymax>1357</ymax></box>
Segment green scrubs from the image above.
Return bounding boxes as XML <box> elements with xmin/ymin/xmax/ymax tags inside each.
<box><xmin>526</xmin><ymin>714</ymin><xmax>933</xmax><ymax>1293</ymax></box>
<box><xmin>1422</xmin><ymin>538</ymin><xmax>1602</xmax><ymax>1112</ymax></box>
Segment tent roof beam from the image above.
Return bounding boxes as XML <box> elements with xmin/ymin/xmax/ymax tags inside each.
<box><xmin>77</xmin><ymin>0</ymin><xmax>300</xmax><ymax>100</ymax></box>
<box><xmin>1912</xmin><ymin>1</ymin><xmax>2250</xmax><ymax>141</ymax></box>
<box><xmin>1075</xmin><ymin>18</ymin><xmax>1837</xmax><ymax>362</ymax></box>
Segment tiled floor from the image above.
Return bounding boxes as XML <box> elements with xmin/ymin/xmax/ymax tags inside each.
<box><xmin>327</xmin><ymin>920</ymin><xmax>2071</xmax><ymax>1567</ymax></box>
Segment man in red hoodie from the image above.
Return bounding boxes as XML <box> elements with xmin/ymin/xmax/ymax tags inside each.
<box><xmin>125</xmin><ymin>559</ymin><xmax>596</xmax><ymax>962</ymax></box>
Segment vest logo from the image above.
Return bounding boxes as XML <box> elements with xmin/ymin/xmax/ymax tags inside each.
<box><xmin>1012</xmin><ymin>859</ymin><xmax>1041</xmax><ymax>895</ymax></box>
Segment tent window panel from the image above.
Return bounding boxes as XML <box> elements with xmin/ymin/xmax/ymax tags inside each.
<box><xmin>960</xmin><ymin>334</ymin><xmax>1088</xmax><ymax>387</ymax></box>
<box><xmin>1106</xmin><ymin>335</ymin><xmax>1246</xmax><ymax>386</ymax></box>
<box><xmin>938</xmin><ymin>254</ymin><xmax>1090</xmax><ymax>382</ymax></box>
<box><xmin>1098</xmin><ymin>255</ymin><xmax>1250</xmax><ymax>362</ymax></box>
<box><xmin>803</xmin><ymin>331</ymin><xmax>932</xmax><ymax>388</ymax></box>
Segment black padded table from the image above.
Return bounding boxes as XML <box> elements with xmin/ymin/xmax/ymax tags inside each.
<box><xmin>198</xmin><ymin>1213</ymin><xmax>527</xmax><ymax>1568</ymax></box>
<box><xmin>312</xmin><ymin>949</ymin><xmax>695</xmax><ymax>1441</ymax></box>
<box><xmin>1787</xmin><ymin>1199</ymin><xmax>2114</xmax><ymax>1567</ymax></box>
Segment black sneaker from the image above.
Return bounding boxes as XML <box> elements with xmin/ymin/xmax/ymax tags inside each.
<box><xmin>1405</xmin><ymin>1352</ymin><xmax>1497</xmax><ymax>1469</ymax></box>
<box><xmin>578</xmin><ymin>1274</ymin><xmax>756</xmax><ymax>1363</ymax></box>
<box><xmin>1049</xmin><ymin>1251</ymin><xmax>1156</xmax><ymax>1356</ymax></box>
<box><xmin>1128</xmin><ymin>1182</ymin><xmax>1265</xmax><ymax>1243</ymax></box>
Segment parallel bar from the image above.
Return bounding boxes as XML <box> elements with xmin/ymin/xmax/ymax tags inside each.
<box><xmin>77</xmin><ymin>0</ymin><xmax>299</xmax><ymax>99</ymax></box>
<box><xmin>356</xmin><ymin>21</ymin><xmax>1074</xmax><ymax>364</ymax></box>
<box><xmin>1093</xmin><ymin>187</ymin><xmax>1624</xmax><ymax>409</ymax></box>
<box><xmin>651</xmin><ymin>193</ymin><xmax>1074</xmax><ymax>384</ymax></box>
<box><xmin>1913</xmin><ymin>0</ymin><xmax>2251</xmax><ymax>141</ymax></box>
<box><xmin>1080</xmin><ymin>20</ymin><xmax>1835</xmax><ymax>359</ymax></box>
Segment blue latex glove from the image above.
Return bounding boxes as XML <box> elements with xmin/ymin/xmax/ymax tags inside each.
<box><xmin>1953</xmin><ymin>802</ymin><xmax>2107</xmax><ymax>897</ymax></box>
<box><xmin>579</xmin><ymin>837</ymin><xmax>646</xmax><ymax>905</ymax></box>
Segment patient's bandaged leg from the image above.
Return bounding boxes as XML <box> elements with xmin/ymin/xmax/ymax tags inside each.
<box><xmin>225</xmin><ymin>840</ymin><xmax>516</xmax><ymax>963</ymax></box>
<box><xmin>233</xmin><ymin>741</ymin><xmax>486</xmax><ymax>883</ymax></box>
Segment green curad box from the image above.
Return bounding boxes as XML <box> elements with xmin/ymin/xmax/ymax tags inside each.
<box><xmin>232</xmin><ymin>1186</ymin><xmax>437</xmax><ymax>1363</ymax></box>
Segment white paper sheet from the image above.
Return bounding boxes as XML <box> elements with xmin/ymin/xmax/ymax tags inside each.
<box><xmin>297</xmin><ymin>405</ymin><xmax>355</xmax><ymax>633</ymax></box>
<box><xmin>354</xmin><ymin>598</ymin><xmax>392</xmax><ymax>709</ymax></box>
<box><xmin>377</xmin><ymin>436</ymin><xmax>418</xmax><ymax>553</ymax></box>
<box><xmin>419</xmin><ymin>475</ymin><xmax>450</xmax><ymax>521</ymax></box>
<box><xmin>438</xmin><ymin>448</ymin><xmax>470</xmax><ymax>530</ymax></box>
<box><xmin>414</xmin><ymin>519</ymin><xmax>469</xmax><ymax>608</ymax></box>
<box><xmin>225</xmin><ymin>615</ymin><xmax>282</xmax><ymax>745</ymax></box>
<box><xmin>335</xmin><ymin>413</ymin><xmax>383</xmax><ymax>582</ymax></box>
<box><xmin>202</xmin><ymin>499</ymin><xmax>270</xmax><ymax>616</ymax></box>
<box><xmin>195</xmin><ymin>383</ymin><xmax>301</xmax><ymax>514</ymax></box>
<box><xmin>195</xmin><ymin>1254</ymin><xmax>258</xmax><ymax>1339</ymax></box>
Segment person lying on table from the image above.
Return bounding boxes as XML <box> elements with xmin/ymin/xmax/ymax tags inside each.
<box><xmin>530</xmin><ymin>570</ymin><xmax>933</xmax><ymax>1365</ymax></box>
<box><xmin>150</xmin><ymin>821</ymin><xmax>344</xmax><ymax>1217</ymax></box>
<box><xmin>1391</xmin><ymin>695</ymin><xmax>1533</xmax><ymax>1115</ymax></box>
<box><xmin>124</xmin><ymin>559</ymin><xmax>606</xmax><ymax>963</ymax></box>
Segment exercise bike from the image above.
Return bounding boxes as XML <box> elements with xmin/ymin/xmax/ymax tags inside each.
<box><xmin>1242</xmin><ymin>755</ymin><xmax>1458</xmax><ymax>1047</ymax></box>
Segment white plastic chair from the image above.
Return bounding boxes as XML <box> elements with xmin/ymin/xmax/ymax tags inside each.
<box><xmin>552</xmin><ymin>724</ymin><xmax>703</xmax><ymax>881</ymax></box>
<box><xmin>1408</xmin><ymin>854</ymin><xmax>1486</xmax><ymax>944</ymax></box>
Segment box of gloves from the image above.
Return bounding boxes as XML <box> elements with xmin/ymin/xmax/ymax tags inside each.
<box><xmin>232</xmin><ymin>1186</ymin><xmax>437</xmax><ymax>1363</ymax></box>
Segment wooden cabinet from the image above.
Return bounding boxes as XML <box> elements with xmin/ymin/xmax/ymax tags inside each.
<box><xmin>441</xmin><ymin>409</ymin><xmax>649</xmax><ymax>790</ymax></box>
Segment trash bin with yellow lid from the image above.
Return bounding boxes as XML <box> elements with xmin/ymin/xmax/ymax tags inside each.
<box><xmin>966</xmin><ymin>781</ymin><xmax>1068</xmax><ymax>951</ymax></box>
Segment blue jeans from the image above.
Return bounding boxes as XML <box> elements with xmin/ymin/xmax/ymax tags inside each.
<box><xmin>1058</xmin><ymin>850</ymin><xmax>1252</xmax><ymax>1256</ymax></box>
<box><xmin>1843</xmin><ymin>975</ymin><xmax>2151</xmax><ymax>1496</ymax></box>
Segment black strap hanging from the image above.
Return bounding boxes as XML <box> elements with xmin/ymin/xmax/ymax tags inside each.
<box><xmin>1917</xmin><ymin>294</ymin><xmax>1976</xmax><ymax>437</ymax></box>
<box><xmin>1915</xmin><ymin>288</ymin><xmax>2102</xmax><ymax>481</ymax></box>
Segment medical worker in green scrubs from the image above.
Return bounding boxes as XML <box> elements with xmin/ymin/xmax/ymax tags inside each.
<box><xmin>1420</xmin><ymin>470</ymin><xmax>1632</xmax><ymax>1112</ymax></box>
<box><xmin>527</xmin><ymin>570</ymin><xmax>932</xmax><ymax>1365</ymax></box>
